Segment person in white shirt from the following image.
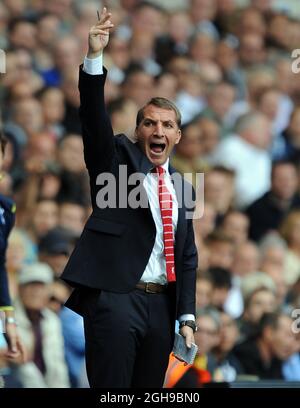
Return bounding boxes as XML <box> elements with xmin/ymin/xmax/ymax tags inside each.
<box><xmin>212</xmin><ymin>111</ymin><xmax>272</xmax><ymax>209</ymax></box>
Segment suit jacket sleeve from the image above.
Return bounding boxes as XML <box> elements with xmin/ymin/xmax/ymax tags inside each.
<box><xmin>177</xmin><ymin>216</ymin><xmax>197</xmax><ymax>318</ymax></box>
<box><xmin>78</xmin><ymin>66</ymin><xmax>115</xmax><ymax>174</ymax></box>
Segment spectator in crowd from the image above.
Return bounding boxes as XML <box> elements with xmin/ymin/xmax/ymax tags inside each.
<box><xmin>196</xmin><ymin>273</ymin><xmax>213</xmax><ymax>310</ymax></box>
<box><xmin>238</xmin><ymin>33</ymin><xmax>266</xmax><ymax>70</ymax></box>
<box><xmin>0</xmin><ymin>131</ymin><xmax>26</xmax><ymax>386</ymax></box>
<box><xmin>121</xmin><ymin>65</ymin><xmax>155</xmax><ymax>108</ymax></box>
<box><xmin>56</xmin><ymin>134</ymin><xmax>90</xmax><ymax>205</ymax></box>
<box><xmin>38</xmin><ymin>227</ymin><xmax>75</xmax><ymax>278</ymax></box>
<box><xmin>13</xmin><ymin>262</ymin><xmax>70</xmax><ymax>387</ymax></box>
<box><xmin>25</xmin><ymin>198</ymin><xmax>59</xmax><ymax>247</ymax></box>
<box><xmin>193</xmin><ymin>201</ymin><xmax>217</xmax><ymax>248</ymax></box>
<box><xmin>237</xmin><ymin>7</ymin><xmax>267</xmax><ymax>38</ymax></box>
<box><xmin>206</xmin><ymin>232</ymin><xmax>235</xmax><ymax>270</ymax></box>
<box><xmin>246</xmin><ymin>160</ymin><xmax>300</xmax><ymax>242</ymax></box>
<box><xmin>213</xmin><ymin>111</ymin><xmax>272</xmax><ymax>209</ymax></box>
<box><xmin>215</xmin><ymin>35</ymin><xmax>247</xmax><ymax>101</ymax></box>
<box><xmin>171</xmin><ymin>120</ymin><xmax>209</xmax><ymax>186</ymax></box>
<box><xmin>224</xmin><ymin>240</ymin><xmax>260</xmax><ymax>318</ymax></box>
<box><xmin>8</xmin><ymin>97</ymin><xmax>44</xmax><ymax>144</ymax></box>
<box><xmin>190</xmin><ymin>0</ymin><xmax>218</xmax><ymax>28</ymax></box>
<box><xmin>199</xmin><ymin>81</ymin><xmax>236</xmax><ymax>138</ymax></box>
<box><xmin>208</xmin><ymin>267</ymin><xmax>232</xmax><ymax>310</ymax></box>
<box><xmin>233</xmin><ymin>312</ymin><xmax>295</xmax><ymax>380</ymax></box>
<box><xmin>59</xmin><ymin>69</ymin><xmax>81</xmax><ymax>134</ymax></box>
<box><xmin>155</xmin><ymin>10</ymin><xmax>192</xmax><ymax>67</ymax></box>
<box><xmin>107</xmin><ymin>96</ymin><xmax>138</xmax><ymax>138</ymax></box>
<box><xmin>220</xmin><ymin>210</ymin><xmax>250</xmax><ymax>245</ymax></box>
<box><xmin>197</xmin><ymin>117</ymin><xmax>220</xmax><ymax>164</ymax></box>
<box><xmin>259</xmin><ymin>238</ymin><xmax>289</xmax><ymax>302</ymax></box>
<box><xmin>48</xmin><ymin>279</ymin><xmax>85</xmax><ymax>388</ymax></box>
<box><xmin>37</xmin><ymin>87</ymin><xmax>66</xmax><ymax>140</ymax></box>
<box><xmin>254</xmin><ymin>86</ymin><xmax>282</xmax><ymax>137</ymax></box>
<box><xmin>58</xmin><ymin>200</ymin><xmax>88</xmax><ymax>238</ymax></box>
<box><xmin>204</xmin><ymin>166</ymin><xmax>235</xmax><ymax>224</ymax></box>
<box><xmin>276</xmin><ymin>107</ymin><xmax>300</xmax><ymax>164</ymax></box>
<box><xmin>5</xmin><ymin>228</ymin><xmax>33</xmax><ymax>302</ymax></box>
<box><xmin>239</xmin><ymin>285</ymin><xmax>277</xmax><ymax>340</ymax></box>
<box><xmin>212</xmin><ymin>311</ymin><xmax>243</xmax><ymax>382</ymax></box>
<box><xmin>280</xmin><ymin>211</ymin><xmax>300</xmax><ymax>287</ymax></box>
<box><xmin>231</xmin><ymin>241</ymin><xmax>260</xmax><ymax>279</ymax></box>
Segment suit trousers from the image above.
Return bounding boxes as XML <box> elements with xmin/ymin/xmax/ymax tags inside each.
<box><xmin>83</xmin><ymin>286</ymin><xmax>175</xmax><ymax>388</ymax></box>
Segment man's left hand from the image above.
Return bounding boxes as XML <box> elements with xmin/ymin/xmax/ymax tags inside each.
<box><xmin>179</xmin><ymin>325</ymin><xmax>195</xmax><ymax>349</ymax></box>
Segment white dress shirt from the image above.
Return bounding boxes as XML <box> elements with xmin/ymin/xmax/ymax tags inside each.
<box><xmin>212</xmin><ymin>134</ymin><xmax>271</xmax><ymax>209</ymax></box>
<box><xmin>83</xmin><ymin>55</ymin><xmax>194</xmax><ymax>322</ymax></box>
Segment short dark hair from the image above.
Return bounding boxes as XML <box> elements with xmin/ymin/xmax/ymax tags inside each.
<box><xmin>0</xmin><ymin>132</ymin><xmax>7</xmax><ymax>155</ymax></box>
<box><xmin>206</xmin><ymin>231</ymin><xmax>235</xmax><ymax>246</ymax></box>
<box><xmin>136</xmin><ymin>97</ymin><xmax>181</xmax><ymax>128</ymax></box>
<box><xmin>271</xmin><ymin>160</ymin><xmax>297</xmax><ymax>180</ymax></box>
<box><xmin>107</xmin><ymin>97</ymin><xmax>128</xmax><ymax>116</ymax></box>
<box><xmin>208</xmin><ymin>267</ymin><xmax>232</xmax><ymax>290</ymax></box>
<box><xmin>256</xmin><ymin>312</ymin><xmax>284</xmax><ymax>338</ymax></box>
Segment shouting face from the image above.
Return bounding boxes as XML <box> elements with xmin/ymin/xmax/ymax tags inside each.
<box><xmin>135</xmin><ymin>104</ymin><xmax>181</xmax><ymax>166</ymax></box>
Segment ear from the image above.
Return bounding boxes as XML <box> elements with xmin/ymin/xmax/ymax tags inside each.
<box><xmin>175</xmin><ymin>129</ymin><xmax>181</xmax><ymax>145</ymax></box>
<box><xmin>263</xmin><ymin>326</ymin><xmax>273</xmax><ymax>343</ymax></box>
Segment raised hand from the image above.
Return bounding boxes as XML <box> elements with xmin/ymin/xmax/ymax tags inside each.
<box><xmin>88</xmin><ymin>7</ymin><xmax>114</xmax><ymax>59</ymax></box>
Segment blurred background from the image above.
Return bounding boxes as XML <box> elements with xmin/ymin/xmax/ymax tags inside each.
<box><xmin>1</xmin><ymin>0</ymin><xmax>300</xmax><ymax>388</ymax></box>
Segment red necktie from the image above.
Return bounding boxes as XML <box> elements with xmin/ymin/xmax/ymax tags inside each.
<box><xmin>156</xmin><ymin>166</ymin><xmax>176</xmax><ymax>283</ymax></box>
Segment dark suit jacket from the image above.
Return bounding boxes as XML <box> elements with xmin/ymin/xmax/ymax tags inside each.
<box><xmin>61</xmin><ymin>67</ymin><xmax>197</xmax><ymax>320</ymax></box>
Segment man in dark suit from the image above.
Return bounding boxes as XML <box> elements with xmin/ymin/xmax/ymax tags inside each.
<box><xmin>61</xmin><ymin>7</ymin><xmax>197</xmax><ymax>388</ymax></box>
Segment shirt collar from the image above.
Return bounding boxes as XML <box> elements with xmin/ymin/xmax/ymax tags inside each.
<box><xmin>161</xmin><ymin>159</ymin><xmax>170</xmax><ymax>174</ymax></box>
<box><xmin>150</xmin><ymin>159</ymin><xmax>170</xmax><ymax>175</ymax></box>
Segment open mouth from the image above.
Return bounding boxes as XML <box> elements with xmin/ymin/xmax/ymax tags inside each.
<box><xmin>149</xmin><ymin>142</ymin><xmax>166</xmax><ymax>155</ymax></box>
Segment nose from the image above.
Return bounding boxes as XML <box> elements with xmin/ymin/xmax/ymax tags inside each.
<box><xmin>154</xmin><ymin>122</ymin><xmax>164</xmax><ymax>137</ymax></box>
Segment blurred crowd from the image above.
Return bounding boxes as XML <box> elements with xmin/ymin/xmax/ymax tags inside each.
<box><xmin>1</xmin><ymin>0</ymin><xmax>300</xmax><ymax>388</ymax></box>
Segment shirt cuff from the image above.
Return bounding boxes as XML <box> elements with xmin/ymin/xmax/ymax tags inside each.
<box><xmin>178</xmin><ymin>314</ymin><xmax>195</xmax><ymax>322</ymax></box>
<box><xmin>83</xmin><ymin>54</ymin><xmax>103</xmax><ymax>75</ymax></box>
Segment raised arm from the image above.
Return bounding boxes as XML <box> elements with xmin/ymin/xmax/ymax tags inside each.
<box><xmin>79</xmin><ymin>7</ymin><xmax>115</xmax><ymax>174</ymax></box>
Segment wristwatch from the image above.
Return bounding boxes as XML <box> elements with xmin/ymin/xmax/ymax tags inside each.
<box><xmin>179</xmin><ymin>320</ymin><xmax>197</xmax><ymax>332</ymax></box>
<box><xmin>5</xmin><ymin>316</ymin><xmax>17</xmax><ymax>325</ymax></box>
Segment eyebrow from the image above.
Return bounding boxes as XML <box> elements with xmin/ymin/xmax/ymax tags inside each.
<box><xmin>143</xmin><ymin>118</ymin><xmax>176</xmax><ymax>125</ymax></box>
